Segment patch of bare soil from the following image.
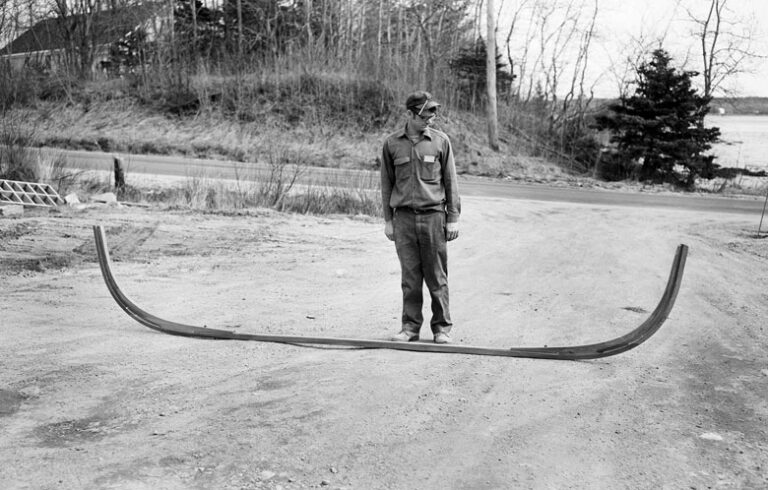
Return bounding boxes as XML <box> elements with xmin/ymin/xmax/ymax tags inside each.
<box><xmin>1</xmin><ymin>198</ymin><xmax>767</xmax><ymax>490</ymax></box>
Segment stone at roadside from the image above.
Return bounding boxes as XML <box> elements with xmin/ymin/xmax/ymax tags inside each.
<box><xmin>700</xmin><ymin>432</ymin><xmax>723</xmax><ymax>441</ymax></box>
<box><xmin>19</xmin><ymin>386</ymin><xmax>41</xmax><ymax>398</ymax></box>
<box><xmin>0</xmin><ymin>204</ymin><xmax>23</xmax><ymax>216</ymax></box>
<box><xmin>259</xmin><ymin>470</ymin><xmax>275</xmax><ymax>480</ymax></box>
<box><xmin>64</xmin><ymin>193</ymin><xmax>80</xmax><ymax>205</ymax></box>
<box><xmin>91</xmin><ymin>192</ymin><xmax>117</xmax><ymax>203</ymax></box>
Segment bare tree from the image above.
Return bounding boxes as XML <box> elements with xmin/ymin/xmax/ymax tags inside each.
<box><xmin>559</xmin><ymin>0</ymin><xmax>597</xmax><ymax>117</ymax></box>
<box><xmin>686</xmin><ymin>0</ymin><xmax>762</xmax><ymax>97</ymax></box>
<box><xmin>376</xmin><ymin>0</ymin><xmax>383</xmax><ymax>72</ymax></box>
<box><xmin>1</xmin><ymin>0</ymin><xmax>47</xmax><ymax>51</ymax></box>
<box><xmin>407</xmin><ymin>1</ymin><xmax>440</xmax><ymax>91</ymax></box>
<box><xmin>0</xmin><ymin>0</ymin><xmax>13</xmax><ymax>52</ymax></box>
<box><xmin>404</xmin><ymin>1</ymin><xmax>469</xmax><ymax>91</ymax></box>
<box><xmin>602</xmin><ymin>34</ymin><xmax>662</xmax><ymax>99</ymax></box>
<box><xmin>356</xmin><ymin>0</ymin><xmax>366</xmax><ymax>61</ymax></box>
<box><xmin>236</xmin><ymin>0</ymin><xmax>242</xmax><ymax>58</ymax></box>
<box><xmin>0</xmin><ymin>0</ymin><xmax>9</xmax><ymax>41</ymax></box>
<box><xmin>49</xmin><ymin>0</ymin><xmax>101</xmax><ymax>77</ymax></box>
<box><xmin>304</xmin><ymin>0</ymin><xmax>313</xmax><ymax>49</ymax></box>
<box><xmin>502</xmin><ymin>0</ymin><xmax>531</xmax><ymax>99</ymax></box>
<box><xmin>189</xmin><ymin>0</ymin><xmax>197</xmax><ymax>57</ymax></box>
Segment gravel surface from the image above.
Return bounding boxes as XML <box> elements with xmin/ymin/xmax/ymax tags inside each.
<box><xmin>1</xmin><ymin>196</ymin><xmax>767</xmax><ymax>489</ymax></box>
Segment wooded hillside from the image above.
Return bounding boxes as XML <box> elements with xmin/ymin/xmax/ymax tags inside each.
<box><xmin>2</xmin><ymin>1</ymin><xmax>762</xmax><ymax>185</ymax></box>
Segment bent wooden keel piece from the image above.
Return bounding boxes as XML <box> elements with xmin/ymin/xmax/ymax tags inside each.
<box><xmin>93</xmin><ymin>225</ymin><xmax>687</xmax><ymax>360</ymax></box>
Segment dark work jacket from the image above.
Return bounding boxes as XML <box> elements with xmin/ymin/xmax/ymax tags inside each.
<box><xmin>380</xmin><ymin>125</ymin><xmax>461</xmax><ymax>223</ymax></box>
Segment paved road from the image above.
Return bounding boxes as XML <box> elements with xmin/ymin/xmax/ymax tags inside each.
<box><xmin>459</xmin><ymin>178</ymin><xmax>767</xmax><ymax>215</ymax></box>
<box><xmin>46</xmin><ymin>147</ymin><xmax>768</xmax><ymax>216</ymax></box>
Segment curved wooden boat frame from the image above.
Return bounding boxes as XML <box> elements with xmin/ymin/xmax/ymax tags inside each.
<box><xmin>93</xmin><ymin>225</ymin><xmax>687</xmax><ymax>360</ymax></box>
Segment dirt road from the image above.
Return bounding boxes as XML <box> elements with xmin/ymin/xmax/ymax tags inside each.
<box><xmin>1</xmin><ymin>195</ymin><xmax>767</xmax><ymax>489</ymax></box>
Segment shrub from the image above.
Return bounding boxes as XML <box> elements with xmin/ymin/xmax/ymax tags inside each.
<box><xmin>40</xmin><ymin>152</ymin><xmax>83</xmax><ymax>195</ymax></box>
<box><xmin>0</xmin><ymin>115</ymin><xmax>39</xmax><ymax>182</ymax></box>
<box><xmin>280</xmin><ymin>185</ymin><xmax>381</xmax><ymax>216</ymax></box>
<box><xmin>595</xmin><ymin>150</ymin><xmax>639</xmax><ymax>181</ymax></box>
<box><xmin>0</xmin><ymin>64</ymin><xmax>44</xmax><ymax>109</ymax></box>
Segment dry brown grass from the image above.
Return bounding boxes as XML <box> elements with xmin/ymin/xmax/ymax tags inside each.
<box><xmin>8</xmin><ymin>94</ymin><xmax>575</xmax><ymax>184</ymax></box>
<box><xmin>44</xmin><ymin>158</ymin><xmax>382</xmax><ymax>217</ymax></box>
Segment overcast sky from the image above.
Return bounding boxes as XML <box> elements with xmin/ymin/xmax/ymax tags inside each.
<box><xmin>497</xmin><ymin>0</ymin><xmax>768</xmax><ymax>98</ymax></box>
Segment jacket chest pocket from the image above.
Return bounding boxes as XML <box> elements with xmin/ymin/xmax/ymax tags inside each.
<box><xmin>393</xmin><ymin>156</ymin><xmax>411</xmax><ymax>183</ymax></box>
<box><xmin>420</xmin><ymin>154</ymin><xmax>440</xmax><ymax>182</ymax></box>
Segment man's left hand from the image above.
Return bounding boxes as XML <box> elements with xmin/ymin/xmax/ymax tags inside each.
<box><xmin>446</xmin><ymin>222</ymin><xmax>459</xmax><ymax>241</ymax></box>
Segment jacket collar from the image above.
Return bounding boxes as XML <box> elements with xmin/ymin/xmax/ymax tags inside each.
<box><xmin>397</xmin><ymin>123</ymin><xmax>434</xmax><ymax>140</ymax></box>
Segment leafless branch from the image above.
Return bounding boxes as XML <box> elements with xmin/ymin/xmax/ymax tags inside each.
<box><xmin>686</xmin><ymin>0</ymin><xmax>762</xmax><ymax>97</ymax></box>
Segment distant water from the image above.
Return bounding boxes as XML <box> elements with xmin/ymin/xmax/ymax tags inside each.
<box><xmin>706</xmin><ymin>115</ymin><xmax>768</xmax><ymax>170</ymax></box>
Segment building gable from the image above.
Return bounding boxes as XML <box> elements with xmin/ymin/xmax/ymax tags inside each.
<box><xmin>1</xmin><ymin>4</ymin><xmax>166</xmax><ymax>55</ymax></box>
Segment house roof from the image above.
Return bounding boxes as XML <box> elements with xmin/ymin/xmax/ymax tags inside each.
<box><xmin>1</xmin><ymin>4</ymin><xmax>164</xmax><ymax>55</ymax></box>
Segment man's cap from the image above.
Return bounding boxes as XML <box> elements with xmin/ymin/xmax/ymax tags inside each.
<box><xmin>405</xmin><ymin>91</ymin><xmax>441</xmax><ymax>114</ymax></box>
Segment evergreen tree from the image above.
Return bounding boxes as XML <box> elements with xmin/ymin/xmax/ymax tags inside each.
<box><xmin>174</xmin><ymin>0</ymin><xmax>225</xmax><ymax>57</ymax></box>
<box><xmin>448</xmin><ymin>37</ymin><xmax>515</xmax><ymax>110</ymax></box>
<box><xmin>595</xmin><ymin>48</ymin><xmax>720</xmax><ymax>188</ymax></box>
<box><xmin>221</xmin><ymin>0</ymin><xmax>308</xmax><ymax>58</ymax></box>
<box><xmin>109</xmin><ymin>29</ymin><xmax>149</xmax><ymax>73</ymax></box>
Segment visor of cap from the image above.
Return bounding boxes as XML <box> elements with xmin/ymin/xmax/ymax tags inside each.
<box><xmin>409</xmin><ymin>99</ymin><xmax>441</xmax><ymax>113</ymax></box>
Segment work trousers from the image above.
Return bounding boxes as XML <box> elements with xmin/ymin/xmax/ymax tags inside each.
<box><xmin>393</xmin><ymin>208</ymin><xmax>452</xmax><ymax>335</ymax></box>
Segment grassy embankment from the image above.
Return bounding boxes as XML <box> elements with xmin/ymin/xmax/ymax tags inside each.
<box><xmin>2</xmin><ymin>73</ymin><xmax>575</xmax><ymax>216</ymax></box>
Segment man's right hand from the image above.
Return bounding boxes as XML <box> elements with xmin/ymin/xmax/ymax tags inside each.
<box><xmin>384</xmin><ymin>221</ymin><xmax>394</xmax><ymax>241</ymax></box>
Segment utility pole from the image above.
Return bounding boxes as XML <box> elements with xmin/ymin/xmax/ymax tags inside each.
<box><xmin>486</xmin><ymin>0</ymin><xmax>499</xmax><ymax>151</ymax></box>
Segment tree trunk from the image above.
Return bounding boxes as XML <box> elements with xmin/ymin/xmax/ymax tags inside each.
<box><xmin>305</xmin><ymin>0</ymin><xmax>313</xmax><ymax>55</ymax></box>
<box><xmin>237</xmin><ymin>0</ymin><xmax>243</xmax><ymax>58</ymax></box>
<box><xmin>486</xmin><ymin>0</ymin><xmax>499</xmax><ymax>151</ymax></box>
<box><xmin>357</xmin><ymin>0</ymin><xmax>366</xmax><ymax>63</ymax></box>
<box><xmin>376</xmin><ymin>0</ymin><xmax>383</xmax><ymax>75</ymax></box>
<box><xmin>191</xmin><ymin>0</ymin><xmax>197</xmax><ymax>57</ymax></box>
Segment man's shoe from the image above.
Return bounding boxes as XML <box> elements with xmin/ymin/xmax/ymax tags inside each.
<box><xmin>391</xmin><ymin>330</ymin><xmax>419</xmax><ymax>342</ymax></box>
<box><xmin>434</xmin><ymin>332</ymin><xmax>451</xmax><ymax>344</ymax></box>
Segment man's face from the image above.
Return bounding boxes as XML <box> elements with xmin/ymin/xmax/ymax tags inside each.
<box><xmin>410</xmin><ymin>107</ymin><xmax>437</xmax><ymax>129</ymax></box>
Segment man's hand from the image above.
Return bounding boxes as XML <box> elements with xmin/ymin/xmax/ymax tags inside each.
<box><xmin>446</xmin><ymin>222</ymin><xmax>459</xmax><ymax>241</ymax></box>
<box><xmin>384</xmin><ymin>221</ymin><xmax>395</xmax><ymax>241</ymax></box>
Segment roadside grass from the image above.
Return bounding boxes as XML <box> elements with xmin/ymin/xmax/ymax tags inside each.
<box><xmin>0</xmin><ymin>113</ymin><xmax>39</xmax><ymax>182</ymax></box>
<box><xmin>39</xmin><ymin>152</ymin><xmax>85</xmax><ymax>196</ymax></box>
<box><xmin>694</xmin><ymin>175</ymin><xmax>768</xmax><ymax>197</ymax></box>
<box><xmin>0</xmin><ymin>120</ymin><xmax>382</xmax><ymax>217</ymax></box>
<box><xmin>279</xmin><ymin>173</ymin><xmax>381</xmax><ymax>216</ymax></box>
<box><xmin>128</xmin><ymin>172</ymin><xmax>382</xmax><ymax>217</ymax></box>
<box><xmin>46</xmin><ymin>161</ymin><xmax>382</xmax><ymax>218</ymax></box>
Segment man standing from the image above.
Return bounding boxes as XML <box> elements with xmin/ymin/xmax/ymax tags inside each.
<box><xmin>380</xmin><ymin>91</ymin><xmax>461</xmax><ymax>344</ymax></box>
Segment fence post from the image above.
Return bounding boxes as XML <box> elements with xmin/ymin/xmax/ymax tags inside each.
<box><xmin>113</xmin><ymin>156</ymin><xmax>125</xmax><ymax>190</ymax></box>
<box><xmin>757</xmin><ymin>183</ymin><xmax>768</xmax><ymax>236</ymax></box>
